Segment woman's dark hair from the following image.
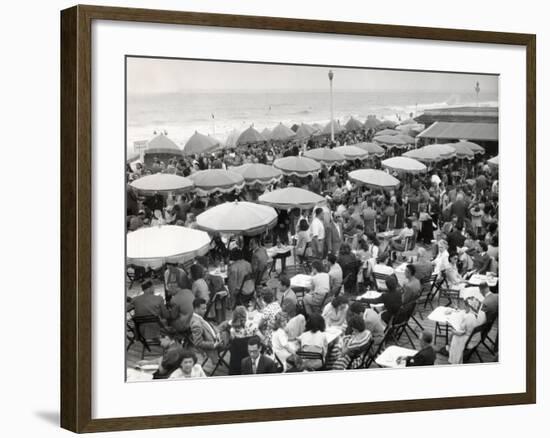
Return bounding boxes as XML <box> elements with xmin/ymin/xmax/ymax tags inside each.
<box><xmin>180</xmin><ymin>349</ymin><xmax>198</xmax><ymax>364</ymax></box>
<box><xmin>491</xmin><ymin>235</ymin><xmax>498</xmax><ymax>247</ymax></box>
<box><xmin>349</xmin><ymin>301</ymin><xmax>365</xmax><ymax>315</ymax></box>
<box><xmin>261</xmin><ymin>287</ymin><xmax>274</xmax><ymax>304</ymax></box>
<box><xmin>327</xmin><ymin>253</ymin><xmax>337</xmax><ymax>264</ymax></box>
<box><xmin>190</xmin><ymin>264</ymin><xmax>204</xmax><ymax>281</ymax></box>
<box><xmin>331</xmin><ymin>295</ymin><xmax>349</xmax><ymax>309</ymax></box>
<box><xmin>406</xmin><ymin>264</ymin><xmax>416</xmax><ymax>277</ymax></box>
<box><xmin>279</xmin><ymin>274</ymin><xmax>291</xmax><ymax>288</ymax></box>
<box><xmin>358</xmin><ymin>238</ymin><xmax>369</xmax><ymax>251</ymax></box>
<box><xmin>479</xmin><ymin>241</ymin><xmax>488</xmax><ymax>252</ymax></box>
<box><xmin>339</xmin><ymin>242</ymin><xmax>351</xmax><ymax>256</ymax></box>
<box><xmin>405</xmin><ymin>218</ymin><xmax>413</xmax><ymax>228</ymax></box>
<box><xmin>348</xmin><ymin>314</ymin><xmax>366</xmax><ymax>332</ymax></box>
<box><xmin>385</xmin><ymin>274</ymin><xmax>399</xmax><ymax>292</ymax></box>
<box><xmin>306</xmin><ymin>313</ymin><xmax>326</xmax><ymax>333</ymax></box>
<box><xmin>298</xmin><ymin>218</ymin><xmax>309</xmax><ymax>231</ymax></box>
<box><xmin>448</xmin><ymin>252</ymin><xmax>459</xmax><ymax>262</ymax></box>
<box><xmin>229</xmin><ymin>247</ymin><xmax>242</xmax><ymax>261</ymax></box>
<box><xmin>366</xmin><ymin>232</ymin><xmax>379</xmax><ymax>246</ymax></box>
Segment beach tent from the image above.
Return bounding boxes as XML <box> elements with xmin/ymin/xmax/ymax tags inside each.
<box><xmin>374</xmin><ymin>135</ymin><xmax>408</xmax><ymax>149</ymax></box>
<box><xmin>270</xmin><ymin>122</ymin><xmax>295</xmax><ymax>141</ymax></box>
<box><xmin>345</xmin><ymin>117</ymin><xmax>364</xmax><ymax>132</ymax></box>
<box><xmin>448</xmin><ymin>142</ymin><xmax>475</xmax><ymax>160</ymax></box>
<box><xmin>261</xmin><ymin>128</ymin><xmax>272</xmax><ymax>141</ymax></box>
<box><xmin>395</xmin><ymin>134</ymin><xmax>416</xmax><ymax>144</ymax></box>
<box><xmin>183</xmin><ymin>131</ymin><xmax>220</xmax><ymax>156</ymax></box>
<box><xmin>364</xmin><ymin>116</ymin><xmax>382</xmax><ymax>129</ymax></box>
<box><xmin>236</xmin><ymin>125</ymin><xmax>265</xmax><ymax>145</ymax></box>
<box><xmin>322</xmin><ymin>120</ymin><xmax>343</xmax><ymax>135</ymax></box>
<box><xmin>224</xmin><ymin>129</ymin><xmax>241</xmax><ymax>149</ymax></box>
<box><xmin>454</xmin><ymin>140</ymin><xmax>485</xmax><ymax>155</ymax></box>
<box><xmin>295</xmin><ymin>123</ymin><xmax>318</xmax><ymax>140</ymax></box>
<box><xmin>142</xmin><ymin>133</ymin><xmax>183</xmax><ymax>168</ymax></box>
<box><xmin>403</xmin><ymin>144</ymin><xmax>456</xmax><ymax>163</ymax></box>
<box><xmin>374</xmin><ymin>129</ymin><xmax>399</xmax><ymax>136</ymax></box>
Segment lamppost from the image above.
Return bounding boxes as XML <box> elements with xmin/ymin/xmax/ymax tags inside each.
<box><xmin>328</xmin><ymin>70</ymin><xmax>334</xmax><ymax>143</ymax></box>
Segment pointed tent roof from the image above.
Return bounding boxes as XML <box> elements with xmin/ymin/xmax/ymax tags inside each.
<box><xmin>144</xmin><ymin>133</ymin><xmax>183</xmax><ymax>156</ymax></box>
<box><xmin>322</xmin><ymin>120</ymin><xmax>343</xmax><ymax>135</ymax></box>
<box><xmin>236</xmin><ymin>125</ymin><xmax>265</xmax><ymax>145</ymax></box>
<box><xmin>224</xmin><ymin>129</ymin><xmax>241</xmax><ymax>149</ymax></box>
<box><xmin>364</xmin><ymin>116</ymin><xmax>382</xmax><ymax>129</ymax></box>
<box><xmin>345</xmin><ymin>117</ymin><xmax>364</xmax><ymax>132</ymax></box>
<box><xmin>270</xmin><ymin>122</ymin><xmax>295</xmax><ymax>141</ymax></box>
<box><xmin>183</xmin><ymin>131</ymin><xmax>220</xmax><ymax>156</ymax></box>
<box><xmin>295</xmin><ymin>123</ymin><xmax>318</xmax><ymax>140</ymax></box>
<box><xmin>261</xmin><ymin>128</ymin><xmax>272</xmax><ymax>141</ymax></box>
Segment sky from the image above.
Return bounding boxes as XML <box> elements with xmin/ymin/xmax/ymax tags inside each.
<box><xmin>126</xmin><ymin>56</ymin><xmax>498</xmax><ymax>95</ymax></box>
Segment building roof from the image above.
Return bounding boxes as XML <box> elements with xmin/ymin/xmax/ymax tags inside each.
<box><xmin>417</xmin><ymin>122</ymin><xmax>498</xmax><ymax>142</ymax></box>
<box><xmin>415</xmin><ymin>106</ymin><xmax>498</xmax><ymax>125</ymax></box>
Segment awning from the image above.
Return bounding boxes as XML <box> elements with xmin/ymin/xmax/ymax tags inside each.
<box><xmin>417</xmin><ymin>122</ymin><xmax>498</xmax><ymax>142</ymax></box>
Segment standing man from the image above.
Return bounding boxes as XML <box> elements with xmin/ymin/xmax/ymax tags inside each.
<box><xmin>250</xmin><ymin>238</ymin><xmax>270</xmax><ymax>286</ymax></box>
<box><xmin>189</xmin><ymin>298</ymin><xmax>222</xmax><ymax>363</ymax></box>
<box><xmin>310</xmin><ymin>208</ymin><xmax>326</xmax><ymax>259</ymax></box>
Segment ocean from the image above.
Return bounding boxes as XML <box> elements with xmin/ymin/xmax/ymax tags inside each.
<box><xmin>126</xmin><ymin>90</ymin><xmax>498</xmax><ymax>150</ymax></box>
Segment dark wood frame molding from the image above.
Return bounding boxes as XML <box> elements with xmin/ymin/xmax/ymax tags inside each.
<box><xmin>60</xmin><ymin>4</ymin><xmax>536</xmax><ymax>433</ymax></box>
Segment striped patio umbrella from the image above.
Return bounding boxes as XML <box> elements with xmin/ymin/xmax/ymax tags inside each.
<box><xmin>348</xmin><ymin>169</ymin><xmax>400</xmax><ymax>190</ymax></box>
<box><xmin>183</xmin><ymin>131</ymin><xmax>220</xmax><ymax>156</ymax></box>
<box><xmin>127</xmin><ymin>226</ymin><xmax>210</xmax><ymax>269</ymax></box>
<box><xmin>259</xmin><ymin>187</ymin><xmax>325</xmax><ymax>210</ymax></box>
<box><xmin>130</xmin><ymin>174</ymin><xmax>194</xmax><ymax>195</ymax></box>
<box><xmin>236</xmin><ymin>125</ymin><xmax>265</xmax><ymax>145</ymax></box>
<box><xmin>374</xmin><ymin>135</ymin><xmax>408</xmax><ymax>149</ymax></box>
<box><xmin>303</xmin><ymin>147</ymin><xmax>346</xmax><ymax>166</ymax></box>
<box><xmin>345</xmin><ymin>117</ymin><xmax>364</xmax><ymax>132</ymax></box>
<box><xmin>381</xmin><ymin>156</ymin><xmax>427</xmax><ymax>174</ymax></box>
<box><xmin>455</xmin><ymin>140</ymin><xmax>485</xmax><ymax>155</ymax></box>
<box><xmin>333</xmin><ymin>145</ymin><xmax>369</xmax><ymax>161</ymax></box>
<box><xmin>196</xmin><ymin>201</ymin><xmax>278</xmax><ymax>236</ymax></box>
<box><xmin>448</xmin><ymin>142</ymin><xmax>475</xmax><ymax>160</ymax></box>
<box><xmin>353</xmin><ymin>142</ymin><xmax>386</xmax><ymax>157</ymax></box>
<box><xmin>270</xmin><ymin>122</ymin><xmax>295</xmax><ymax>141</ymax></box>
<box><xmin>273</xmin><ymin>156</ymin><xmax>321</xmax><ymax>177</ymax></box>
<box><xmin>189</xmin><ymin>169</ymin><xmax>245</xmax><ymax>195</ymax></box>
<box><xmin>230</xmin><ymin>163</ymin><xmax>282</xmax><ymax>186</ymax></box>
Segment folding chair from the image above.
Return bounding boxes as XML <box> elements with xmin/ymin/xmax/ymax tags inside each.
<box><xmin>296</xmin><ymin>349</ymin><xmax>326</xmax><ymax>371</ymax></box>
<box><xmin>373</xmin><ymin>272</ymin><xmax>389</xmax><ymax>292</ymax></box>
<box><xmin>210</xmin><ymin>335</ymin><xmax>254</xmax><ymax>376</ymax></box>
<box><xmin>233</xmin><ymin>273</ymin><xmax>256</xmax><ymax>310</ymax></box>
<box><xmin>419</xmin><ymin>273</ymin><xmax>438</xmax><ymax>314</ymax></box>
<box><xmin>437</xmin><ymin>272</ymin><xmax>461</xmax><ymax>307</ymax></box>
<box><xmin>365</xmin><ymin>326</ymin><xmax>396</xmax><ymax>368</ymax></box>
<box><xmin>132</xmin><ymin>315</ymin><xmax>164</xmax><ymax>359</ymax></box>
<box><xmin>463</xmin><ymin>322</ymin><xmax>488</xmax><ymax>363</ymax></box>
<box><xmin>346</xmin><ymin>338</ymin><xmax>374</xmax><ymax>370</ymax></box>
<box><xmin>424</xmin><ymin>274</ymin><xmax>446</xmax><ymax>309</ymax></box>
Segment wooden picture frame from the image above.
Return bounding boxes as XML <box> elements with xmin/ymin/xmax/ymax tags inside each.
<box><xmin>60</xmin><ymin>4</ymin><xmax>536</xmax><ymax>433</ymax></box>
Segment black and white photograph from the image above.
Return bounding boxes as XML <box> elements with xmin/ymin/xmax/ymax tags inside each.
<box><xmin>125</xmin><ymin>57</ymin><xmax>500</xmax><ymax>381</ymax></box>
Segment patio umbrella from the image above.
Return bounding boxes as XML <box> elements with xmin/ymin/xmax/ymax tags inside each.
<box><xmin>183</xmin><ymin>131</ymin><xmax>220</xmax><ymax>156</ymax></box>
<box><xmin>259</xmin><ymin>187</ymin><xmax>325</xmax><ymax>210</ymax></box>
<box><xmin>143</xmin><ymin>133</ymin><xmax>184</xmax><ymax>157</ymax></box>
<box><xmin>236</xmin><ymin>125</ymin><xmax>265</xmax><ymax>145</ymax></box>
<box><xmin>455</xmin><ymin>140</ymin><xmax>485</xmax><ymax>155</ymax></box>
<box><xmin>377</xmin><ymin>120</ymin><xmax>398</xmax><ymax>129</ymax></box>
<box><xmin>374</xmin><ymin>129</ymin><xmax>399</xmax><ymax>136</ymax></box>
<box><xmin>395</xmin><ymin>134</ymin><xmax>416</xmax><ymax>144</ymax></box>
<box><xmin>189</xmin><ymin>169</ymin><xmax>245</xmax><ymax>195</ymax></box>
<box><xmin>353</xmin><ymin>142</ymin><xmax>386</xmax><ymax>157</ymax></box>
<box><xmin>381</xmin><ymin>156</ymin><xmax>427</xmax><ymax>174</ymax></box>
<box><xmin>127</xmin><ymin>225</ymin><xmax>210</xmax><ymax>268</ymax></box>
<box><xmin>448</xmin><ymin>142</ymin><xmax>475</xmax><ymax>160</ymax></box>
<box><xmin>230</xmin><ymin>163</ymin><xmax>282</xmax><ymax>186</ymax></box>
<box><xmin>196</xmin><ymin>201</ymin><xmax>278</xmax><ymax>236</ymax></box>
<box><xmin>270</xmin><ymin>122</ymin><xmax>295</xmax><ymax>141</ymax></box>
<box><xmin>295</xmin><ymin>123</ymin><xmax>318</xmax><ymax>140</ymax></box>
<box><xmin>333</xmin><ymin>145</ymin><xmax>369</xmax><ymax>160</ymax></box>
<box><xmin>322</xmin><ymin>120</ymin><xmax>343</xmax><ymax>135</ymax></box>
<box><xmin>364</xmin><ymin>116</ymin><xmax>382</xmax><ymax>129</ymax></box>
<box><xmin>273</xmin><ymin>156</ymin><xmax>321</xmax><ymax>177</ymax></box>
<box><xmin>487</xmin><ymin>156</ymin><xmax>499</xmax><ymax>168</ymax></box>
<box><xmin>345</xmin><ymin>117</ymin><xmax>364</xmax><ymax>132</ymax></box>
<box><xmin>374</xmin><ymin>135</ymin><xmax>408</xmax><ymax>149</ymax></box>
<box><xmin>303</xmin><ymin>147</ymin><xmax>346</xmax><ymax>166</ymax></box>
<box><xmin>130</xmin><ymin>173</ymin><xmax>194</xmax><ymax>195</ymax></box>
<box><xmin>348</xmin><ymin>169</ymin><xmax>400</xmax><ymax>190</ymax></box>
<box><xmin>396</xmin><ymin>123</ymin><xmax>424</xmax><ymax>134</ymax></box>
<box><xmin>404</xmin><ymin>144</ymin><xmax>456</xmax><ymax>163</ymax></box>
<box><xmin>261</xmin><ymin>128</ymin><xmax>272</xmax><ymax>141</ymax></box>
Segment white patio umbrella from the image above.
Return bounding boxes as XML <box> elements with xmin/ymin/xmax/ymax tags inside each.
<box><xmin>348</xmin><ymin>169</ymin><xmax>400</xmax><ymax>190</ymax></box>
<box><xmin>230</xmin><ymin>163</ymin><xmax>282</xmax><ymax>186</ymax></box>
<box><xmin>130</xmin><ymin>174</ymin><xmax>194</xmax><ymax>195</ymax></box>
<box><xmin>333</xmin><ymin>145</ymin><xmax>369</xmax><ymax>160</ymax></box>
<box><xmin>273</xmin><ymin>156</ymin><xmax>322</xmax><ymax>177</ymax></box>
<box><xmin>381</xmin><ymin>156</ymin><xmax>427</xmax><ymax>174</ymax></box>
<box><xmin>189</xmin><ymin>169</ymin><xmax>245</xmax><ymax>195</ymax></box>
<box><xmin>303</xmin><ymin>147</ymin><xmax>346</xmax><ymax>166</ymax></box>
<box><xmin>196</xmin><ymin>201</ymin><xmax>278</xmax><ymax>236</ymax></box>
<box><xmin>127</xmin><ymin>225</ymin><xmax>211</xmax><ymax>269</ymax></box>
<box><xmin>258</xmin><ymin>187</ymin><xmax>325</xmax><ymax>210</ymax></box>
<box><xmin>487</xmin><ymin>156</ymin><xmax>499</xmax><ymax>168</ymax></box>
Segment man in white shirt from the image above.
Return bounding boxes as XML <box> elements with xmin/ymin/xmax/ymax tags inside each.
<box><xmin>327</xmin><ymin>253</ymin><xmax>343</xmax><ymax>295</ymax></box>
<box><xmin>432</xmin><ymin>239</ymin><xmax>450</xmax><ymax>275</ymax></box>
<box><xmin>304</xmin><ymin>260</ymin><xmax>330</xmax><ymax>315</ymax></box>
<box><xmin>310</xmin><ymin>208</ymin><xmax>326</xmax><ymax>259</ymax></box>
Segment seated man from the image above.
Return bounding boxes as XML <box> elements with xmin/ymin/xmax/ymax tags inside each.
<box><xmin>322</xmin><ymin>295</ymin><xmax>349</xmax><ymax>328</ymax></box>
<box><xmin>304</xmin><ymin>260</ymin><xmax>330</xmax><ymax>315</ymax></box>
<box><xmin>389</xmin><ymin>218</ymin><xmax>414</xmax><ymax>252</ymax></box>
<box><xmin>227</xmin><ymin>248</ymin><xmax>254</xmax><ymax>307</ymax></box>
<box><xmin>241</xmin><ymin>335</ymin><xmax>278</xmax><ymax>375</ymax></box>
<box><xmin>327</xmin><ymin>253</ymin><xmax>343</xmax><ymax>295</ymax></box>
<box><xmin>479</xmin><ymin>281</ymin><xmax>498</xmax><ymax>323</ymax></box>
<box><xmin>138</xmin><ymin>326</ymin><xmax>185</xmax><ymax>379</ymax></box>
<box><xmin>169</xmin><ymin>287</ymin><xmax>195</xmax><ymax>334</ymax></box>
<box><xmin>279</xmin><ymin>275</ymin><xmax>297</xmax><ymax>316</ymax></box>
<box><xmin>412</xmin><ymin>247</ymin><xmax>434</xmax><ymax>282</ymax></box>
<box><xmin>397</xmin><ymin>330</ymin><xmax>436</xmax><ymax>367</ymax></box>
<box><xmin>250</xmin><ymin>238</ymin><xmax>270</xmax><ymax>286</ymax></box>
<box><xmin>130</xmin><ymin>280</ymin><xmax>169</xmax><ymax>340</ymax></box>
<box><xmin>189</xmin><ymin>298</ymin><xmax>223</xmax><ymax>363</ymax></box>
<box><xmin>358</xmin><ymin>274</ymin><xmax>402</xmax><ymax>325</ymax></box>
<box><xmin>401</xmin><ymin>264</ymin><xmax>422</xmax><ymax>310</ymax></box>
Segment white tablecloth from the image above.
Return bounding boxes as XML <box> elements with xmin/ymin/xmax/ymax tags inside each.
<box><xmin>291</xmin><ymin>274</ymin><xmax>313</xmax><ymax>289</ymax></box>
<box><xmin>468</xmin><ymin>274</ymin><xmax>498</xmax><ymax>287</ymax></box>
<box><xmin>325</xmin><ymin>326</ymin><xmax>343</xmax><ymax>344</ymax></box>
<box><xmin>375</xmin><ymin>346</ymin><xmax>418</xmax><ymax>368</ymax></box>
<box><xmin>427</xmin><ymin>306</ymin><xmax>463</xmax><ymax>331</ymax></box>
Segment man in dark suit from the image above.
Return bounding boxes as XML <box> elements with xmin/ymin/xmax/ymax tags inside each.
<box><xmin>130</xmin><ymin>280</ymin><xmax>169</xmax><ymax>339</ymax></box>
<box><xmin>397</xmin><ymin>331</ymin><xmax>436</xmax><ymax>367</ymax></box>
<box><xmin>240</xmin><ymin>336</ymin><xmax>278</xmax><ymax>375</ymax></box>
<box><xmin>358</xmin><ymin>274</ymin><xmax>402</xmax><ymax>325</ymax></box>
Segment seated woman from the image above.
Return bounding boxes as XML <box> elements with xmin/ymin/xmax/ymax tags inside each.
<box><xmin>322</xmin><ymin>295</ymin><xmax>349</xmax><ymax>329</ymax></box>
<box><xmin>169</xmin><ymin>349</ymin><xmax>207</xmax><ymax>379</ymax></box>
<box><xmin>295</xmin><ymin>314</ymin><xmax>328</xmax><ymax>371</ymax></box>
<box><xmin>445</xmin><ymin>252</ymin><xmax>467</xmax><ymax>290</ymax></box>
<box><xmin>190</xmin><ymin>264</ymin><xmax>210</xmax><ymax>302</ymax></box>
<box><xmin>258</xmin><ymin>287</ymin><xmax>282</xmax><ymax>346</ymax></box>
<box><xmin>331</xmin><ymin>314</ymin><xmax>372</xmax><ymax>370</ymax></box>
<box><xmin>271</xmin><ymin>312</ymin><xmax>298</xmax><ymax>371</ymax></box>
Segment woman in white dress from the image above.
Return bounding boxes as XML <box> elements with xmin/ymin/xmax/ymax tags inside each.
<box><xmin>446</xmin><ymin>299</ymin><xmax>484</xmax><ymax>364</ymax></box>
<box><xmin>271</xmin><ymin>312</ymin><xmax>298</xmax><ymax>371</ymax></box>
<box><xmin>169</xmin><ymin>350</ymin><xmax>207</xmax><ymax>379</ymax></box>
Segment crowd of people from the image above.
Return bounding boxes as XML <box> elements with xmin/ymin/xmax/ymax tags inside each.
<box><xmin>126</xmin><ymin>124</ymin><xmax>499</xmax><ymax>380</ymax></box>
